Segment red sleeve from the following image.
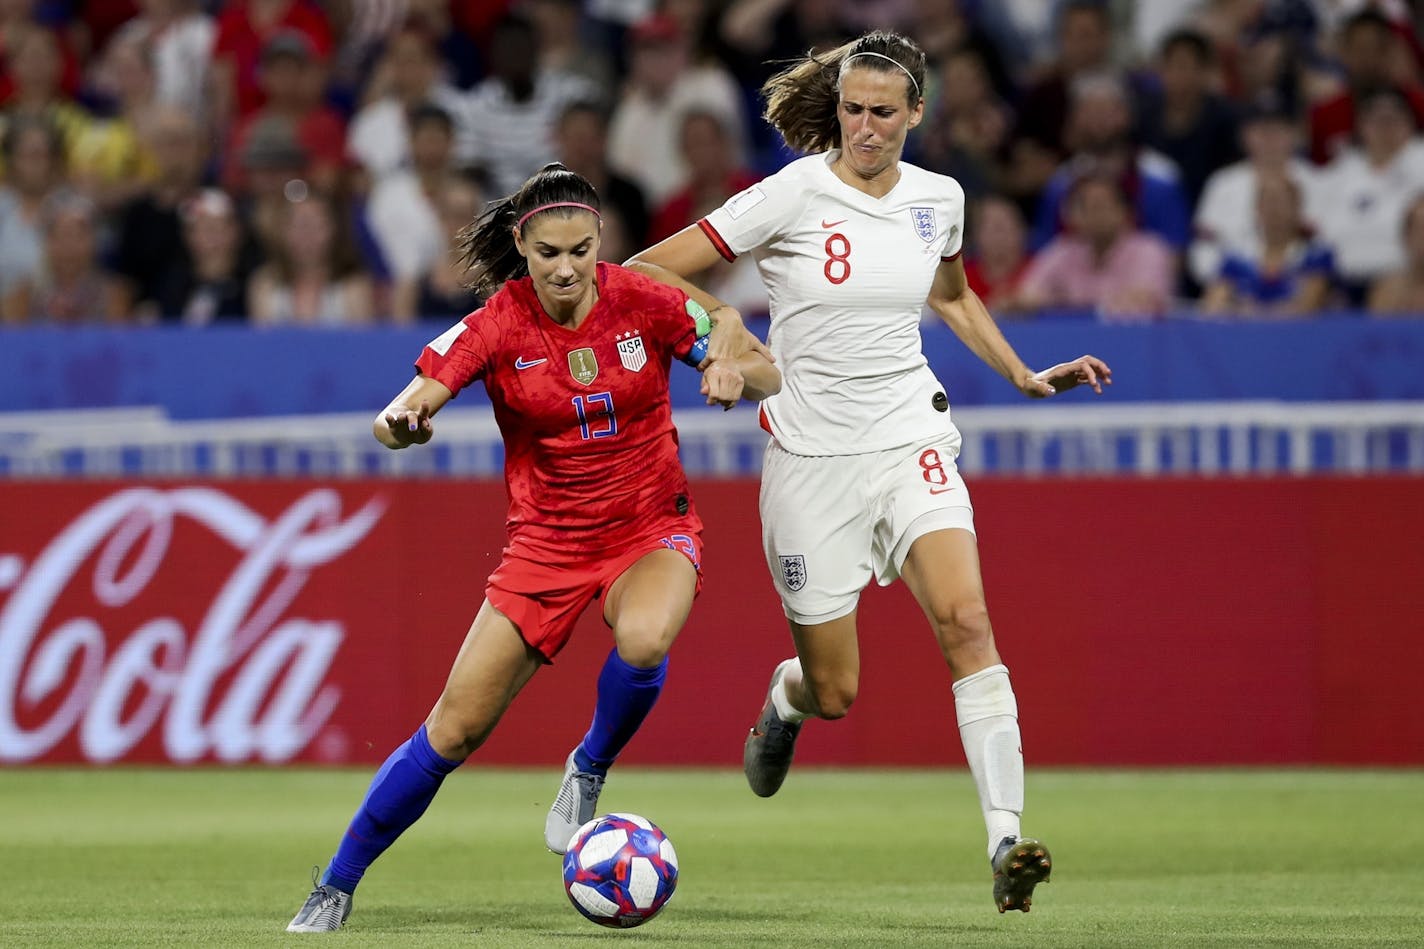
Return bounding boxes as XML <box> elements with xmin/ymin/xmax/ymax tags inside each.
<box><xmin>414</xmin><ymin>309</ymin><xmax>500</xmax><ymax>395</ymax></box>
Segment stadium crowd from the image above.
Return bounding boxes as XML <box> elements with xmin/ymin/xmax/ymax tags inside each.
<box><xmin>0</xmin><ymin>0</ymin><xmax>1421</xmax><ymax>326</ymax></box>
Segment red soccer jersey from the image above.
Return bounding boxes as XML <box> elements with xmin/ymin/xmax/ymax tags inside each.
<box><xmin>415</xmin><ymin>263</ymin><xmax>706</xmax><ymax>555</ymax></box>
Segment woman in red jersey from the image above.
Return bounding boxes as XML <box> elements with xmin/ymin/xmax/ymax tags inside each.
<box><xmin>287</xmin><ymin>163</ymin><xmax>778</xmax><ymax>933</ymax></box>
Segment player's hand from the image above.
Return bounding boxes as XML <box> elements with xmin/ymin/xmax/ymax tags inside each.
<box><xmin>700</xmin><ymin>362</ymin><xmax>746</xmax><ymax>411</ymax></box>
<box><xmin>1021</xmin><ymin>355</ymin><xmax>1112</xmax><ymax>398</ymax></box>
<box><xmin>383</xmin><ymin>400</ymin><xmax>434</xmax><ymax>445</ymax></box>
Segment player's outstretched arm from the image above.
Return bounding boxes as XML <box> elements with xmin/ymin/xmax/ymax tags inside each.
<box><xmin>374</xmin><ymin>375</ymin><xmax>454</xmax><ymax>449</ymax></box>
<box><xmin>926</xmin><ymin>256</ymin><xmax>1112</xmax><ymax>399</ymax></box>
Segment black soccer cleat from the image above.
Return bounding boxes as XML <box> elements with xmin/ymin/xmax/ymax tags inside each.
<box><xmin>991</xmin><ymin>836</ymin><xmax>1052</xmax><ymax>913</ymax></box>
<box><xmin>743</xmin><ymin>659</ymin><xmax>803</xmax><ymax>798</ymax></box>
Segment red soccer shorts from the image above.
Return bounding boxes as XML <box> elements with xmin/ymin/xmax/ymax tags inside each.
<box><xmin>486</xmin><ymin>522</ymin><xmax>704</xmax><ymax>661</ymax></box>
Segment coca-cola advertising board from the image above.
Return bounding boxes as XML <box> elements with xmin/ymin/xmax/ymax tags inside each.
<box><xmin>4</xmin><ymin>478</ymin><xmax>1423</xmax><ymax>767</ymax></box>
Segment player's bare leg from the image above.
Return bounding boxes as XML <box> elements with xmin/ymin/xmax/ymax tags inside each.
<box><xmin>744</xmin><ymin>611</ymin><xmax>859</xmax><ymax>797</ymax></box>
<box><xmin>901</xmin><ymin>528</ymin><xmax>1051</xmax><ymax>912</ymax></box>
<box><xmin>289</xmin><ymin>603</ymin><xmax>541</xmax><ymax>931</ymax></box>
<box><xmin>546</xmin><ymin>548</ymin><xmax>697</xmax><ymax>853</ymax></box>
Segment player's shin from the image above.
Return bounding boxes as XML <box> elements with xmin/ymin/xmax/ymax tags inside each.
<box><xmin>574</xmin><ymin>648</ymin><xmax>669</xmax><ymax>774</ymax></box>
<box><xmin>951</xmin><ymin>664</ymin><xmax>1024</xmax><ymax>859</ymax></box>
<box><xmin>323</xmin><ymin>724</ymin><xmax>463</xmax><ymax>894</ymax></box>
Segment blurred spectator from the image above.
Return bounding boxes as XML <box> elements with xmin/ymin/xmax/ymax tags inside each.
<box><xmin>69</xmin><ymin>31</ymin><xmax>160</xmax><ymax>210</ymax></box>
<box><xmin>608</xmin><ymin>13</ymin><xmax>746</xmax><ymax>206</ymax></box>
<box><xmin>0</xmin><ymin>115</ymin><xmax>62</xmax><ymax>300</ymax></box>
<box><xmin>719</xmin><ymin>0</ymin><xmax>855</xmax><ymax>86</ymax></box>
<box><xmin>528</xmin><ymin>0</ymin><xmax>613</xmax><ymax>91</ymax></box>
<box><xmin>916</xmin><ymin>46</ymin><xmax>1013</xmax><ymax>202</ymax></box>
<box><xmin>365</xmin><ymin>103</ymin><xmax>460</xmax><ymax>293</ymax></box>
<box><xmin>1191</xmin><ymin>95</ymin><xmax>1325</xmax><ymax>287</ymax></box>
<box><xmin>345</xmin><ymin>22</ymin><xmax>466</xmax><ymax>183</ymax></box>
<box><xmin>1</xmin><ymin>25</ymin><xmax>91</xmax><ymax>161</ymax></box>
<box><xmin>648</xmin><ymin>109</ymin><xmax>759</xmax><ymax>243</ymax></box>
<box><xmin>107</xmin><ymin>105</ymin><xmax>208</xmax><ymax>318</ymax></box>
<box><xmin>914</xmin><ymin>0</ymin><xmax>1016</xmax><ymax>102</ymax></box>
<box><xmin>153</xmin><ymin>187</ymin><xmax>259</xmax><ymax>324</ymax></box>
<box><xmin>211</xmin><ymin>0</ymin><xmax>333</xmax><ymax>130</ymax></box>
<box><xmin>236</xmin><ymin>114</ymin><xmax>310</xmax><ymax>252</ymax></box>
<box><xmin>1016</xmin><ymin>172</ymin><xmax>1176</xmax><ymax>319</ymax></box>
<box><xmin>1137</xmin><ymin>27</ymin><xmax>1241</xmax><ymax>211</ymax></box>
<box><xmin>2</xmin><ymin>189</ymin><xmax>119</xmax><ymax>324</ymax></box>
<box><xmin>391</xmin><ymin>173</ymin><xmax>484</xmax><ymax>323</ymax></box>
<box><xmin>1308</xmin><ymin>7</ymin><xmax>1424</xmax><ymax>163</ymax></box>
<box><xmin>553</xmin><ymin>98</ymin><xmax>648</xmax><ymax>247</ymax></box>
<box><xmin>249</xmin><ymin>192</ymin><xmax>374</xmax><ymax>325</ymax></box>
<box><xmin>0</xmin><ymin>2</ymin><xmax>83</xmax><ymax>104</ymax></box>
<box><xmin>223</xmin><ymin>30</ymin><xmax>346</xmax><ymax>197</ymax></box>
<box><xmin>110</xmin><ymin>1</ymin><xmax>215</xmax><ymax>121</ymax></box>
<box><xmin>1201</xmin><ymin>172</ymin><xmax>1334</xmax><ymax>317</ymax></box>
<box><xmin>1368</xmin><ymin>193</ymin><xmax>1424</xmax><ymax>316</ymax></box>
<box><xmin>963</xmin><ymin>194</ymin><xmax>1030</xmax><ymax>314</ymax></box>
<box><xmin>405</xmin><ymin>0</ymin><xmax>484</xmax><ymax>90</ymax></box>
<box><xmin>458</xmin><ymin>13</ymin><xmax>595</xmax><ymax>195</ymax></box>
<box><xmin>1030</xmin><ymin>72</ymin><xmax>1191</xmax><ymax>254</ymax></box>
<box><xmin>1004</xmin><ymin>0</ymin><xmax>1116</xmax><ymax>206</ymax></box>
<box><xmin>1316</xmin><ymin>87</ymin><xmax>1424</xmax><ymax>303</ymax></box>
<box><xmin>646</xmin><ymin>106</ymin><xmax>767</xmax><ymax>315</ymax></box>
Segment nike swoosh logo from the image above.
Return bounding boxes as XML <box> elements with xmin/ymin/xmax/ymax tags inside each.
<box><xmin>821</xmin><ymin>219</ymin><xmax>847</xmax><ymax>228</ymax></box>
<box><xmin>514</xmin><ymin>356</ymin><xmax>547</xmax><ymax>370</ymax></box>
<box><xmin>929</xmin><ymin>486</ymin><xmax>956</xmax><ymax>495</ymax></box>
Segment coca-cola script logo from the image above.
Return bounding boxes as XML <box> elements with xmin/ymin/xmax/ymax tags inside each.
<box><xmin>0</xmin><ymin>487</ymin><xmax>386</xmax><ymax>764</ymax></box>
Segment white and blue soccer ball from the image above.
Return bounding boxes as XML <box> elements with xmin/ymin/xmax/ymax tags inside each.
<box><xmin>561</xmin><ymin>813</ymin><xmax>678</xmax><ymax>928</ymax></box>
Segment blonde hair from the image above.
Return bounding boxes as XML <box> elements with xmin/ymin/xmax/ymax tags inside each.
<box><xmin>761</xmin><ymin>30</ymin><xmax>927</xmax><ymax>155</ymax></box>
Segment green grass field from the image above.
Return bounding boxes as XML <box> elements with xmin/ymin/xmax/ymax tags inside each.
<box><xmin>2</xmin><ymin>768</ymin><xmax>1420</xmax><ymax>947</ymax></box>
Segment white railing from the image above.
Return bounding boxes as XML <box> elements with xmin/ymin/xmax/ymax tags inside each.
<box><xmin>1</xmin><ymin>402</ymin><xmax>1421</xmax><ymax>478</ymax></box>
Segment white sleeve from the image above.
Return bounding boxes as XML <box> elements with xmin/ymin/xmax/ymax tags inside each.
<box><xmin>700</xmin><ymin>168</ymin><xmax>805</xmax><ymax>260</ymax></box>
<box><xmin>939</xmin><ymin>178</ymin><xmax>966</xmax><ymax>260</ymax></box>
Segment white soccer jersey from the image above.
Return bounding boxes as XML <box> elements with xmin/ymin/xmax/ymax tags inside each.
<box><xmin>701</xmin><ymin>152</ymin><xmax>965</xmax><ymax>455</ymax></box>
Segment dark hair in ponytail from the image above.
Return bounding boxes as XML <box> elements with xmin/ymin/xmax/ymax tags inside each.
<box><xmin>455</xmin><ymin>162</ymin><xmax>601</xmax><ymax>295</ymax></box>
<box><xmin>762</xmin><ymin>30</ymin><xmax>926</xmax><ymax>155</ymax></box>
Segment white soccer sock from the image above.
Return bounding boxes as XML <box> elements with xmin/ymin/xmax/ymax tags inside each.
<box><xmin>769</xmin><ymin>658</ymin><xmax>811</xmax><ymax>723</ymax></box>
<box><xmin>952</xmin><ymin>663</ymin><xmax>1024</xmax><ymax>860</ymax></box>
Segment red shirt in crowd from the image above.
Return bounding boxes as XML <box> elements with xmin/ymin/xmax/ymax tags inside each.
<box><xmin>214</xmin><ymin>1</ymin><xmax>333</xmax><ymax>117</ymax></box>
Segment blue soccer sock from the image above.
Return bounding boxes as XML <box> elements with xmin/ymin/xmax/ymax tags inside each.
<box><xmin>322</xmin><ymin>724</ymin><xmax>462</xmax><ymax>894</ymax></box>
<box><xmin>572</xmin><ymin>648</ymin><xmax>668</xmax><ymax>776</ymax></box>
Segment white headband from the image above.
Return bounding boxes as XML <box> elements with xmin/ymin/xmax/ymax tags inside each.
<box><xmin>843</xmin><ymin>51</ymin><xmax>921</xmax><ymax>98</ymax></box>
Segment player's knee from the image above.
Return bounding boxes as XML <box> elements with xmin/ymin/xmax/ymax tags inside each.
<box><xmin>613</xmin><ymin>619</ymin><xmax>675</xmax><ymax>669</ymax></box>
<box><xmin>933</xmin><ymin>599</ymin><xmax>994</xmax><ymax>654</ymax></box>
<box><xmin>804</xmin><ymin>670</ymin><xmax>858</xmax><ymax>720</ymax></box>
<box><xmin>425</xmin><ymin>716</ymin><xmax>486</xmax><ymax>761</ymax></box>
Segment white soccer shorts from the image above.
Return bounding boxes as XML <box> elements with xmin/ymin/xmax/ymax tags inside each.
<box><xmin>759</xmin><ymin>429</ymin><xmax>976</xmax><ymax>625</ymax></box>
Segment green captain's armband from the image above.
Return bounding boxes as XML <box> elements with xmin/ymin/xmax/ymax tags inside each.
<box><xmin>685</xmin><ymin>298</ymin><xmax>714</xmax><ymax>338</ymax></box>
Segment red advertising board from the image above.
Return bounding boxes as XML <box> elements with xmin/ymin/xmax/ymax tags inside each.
<box><xmin>1</xmin><ymin>478</ymin><xmax>1421</xmax><ymax>767</ymax></box>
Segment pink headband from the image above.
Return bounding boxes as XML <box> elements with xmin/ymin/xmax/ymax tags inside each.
<box><xmin>516</xmin><ymin>201</ymin><xmax>601</xmax><ymax>230</ymax></box>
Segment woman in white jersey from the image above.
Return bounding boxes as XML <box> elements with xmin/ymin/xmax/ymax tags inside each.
<box><xmin>627</xmin><ymin>30</ymin><xmax>1111</xmax><ymax>914</ymax></box>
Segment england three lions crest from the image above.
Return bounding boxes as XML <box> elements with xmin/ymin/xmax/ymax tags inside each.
<box><xmin>616</xmin><ymin>330</ymin><xmax>646</xmax><ymax>372</ymax></box>
<box><xmin>779</xmin><ymin>554</ymin><xmax>807</xmax><ymax>592</ymax></box>
<box><xmin>910</xmin><ymin>207</ymin><xmax>937</xmax><ymax>243</ymax></box>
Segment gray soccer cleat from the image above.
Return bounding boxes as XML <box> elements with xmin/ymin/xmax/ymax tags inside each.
<box><xmin>991</xmin><ymin>836</ymin><xmax>1052</xmax><ymax>913</ymax></box>
<box><xmin>286</xmin><ymin>869</ymin><xmax>353</xmax><ymax>933</ymax></box>
<box><xmin>544</xmin><ymin>750</ymin><xmax>605</xmax><ymax>854</ymax></box>
<box><xmin>743</xmin><ymin>659</ymin><xmax>804</xmax><ymax>798</ymax></box>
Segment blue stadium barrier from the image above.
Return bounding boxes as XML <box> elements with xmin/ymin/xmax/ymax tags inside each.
<box><xmin>2</xmin><ymin>314</ymin><xmax>1423</xmax><ymax>419</ymax></box>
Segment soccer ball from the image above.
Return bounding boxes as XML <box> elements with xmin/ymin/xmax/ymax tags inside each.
<box><xmin>562</xmin><ymin>813</ymin><xmax>678</xmax><ymax>928</ymax></box>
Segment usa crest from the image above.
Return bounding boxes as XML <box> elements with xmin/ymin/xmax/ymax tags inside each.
<box><xmin>615</xmin><ymin>331</ymin><xmax>647</xmax><ymax>372</ymax></box>
<box><xmin>910</xmin><ymin>207</ymin><xmax>937</xmax><ymax>243</ymax></box>
<box><xmin>568</xmin><ymin>347</ymin><xmax>598</xmax><ymax>385</ymax></box>
<box><xmin>779</xmin><ymin>554</ymin><xmax>807</xmax><ymax>592</ymax></box>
